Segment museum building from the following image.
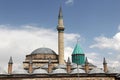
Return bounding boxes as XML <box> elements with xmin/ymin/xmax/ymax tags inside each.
<box><xmin>0</xmin><ymin>7</ymin><xmax>120</xmax><ymax>80</ymax></box>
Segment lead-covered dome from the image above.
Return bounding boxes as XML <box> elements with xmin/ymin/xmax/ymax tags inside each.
<box><xmin>31</xmin><ymin>48</ymin><xmax>56</xmax><ymax>54</ymax></box>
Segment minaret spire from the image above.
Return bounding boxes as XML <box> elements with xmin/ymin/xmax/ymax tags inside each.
<box><xmin>58</xmin><ymin>6</ymin><xmax>63</xmax><ymax>19</ymax></box>
<box><xmin>103</xmin><ymin>57</ymin><xmax>108</xmax><ymax>73</ymax></box>
<box><xmin>85</xmin><ymin>57</ymin><xmax>89</xmax><ymax>73</ymax></box>
<box><xmin>57</xmin><ymin>6</ymin><xmax>64</xmax><ymax>28</ymax></box>
<box><xmin>57</xmin><ymin>6</ymin><xmax>65</xmax><ymax>64</ymax></box>
<box><xmin>8</xmin><ymin>56</ymin><xmax>13</xmax><ymax>74</ymax></box>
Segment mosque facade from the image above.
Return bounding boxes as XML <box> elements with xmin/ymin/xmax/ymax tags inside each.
<box><xmin>0</xmin><ymin>7</ymin><xmax>120</xmax><ymax>80</ymax></box>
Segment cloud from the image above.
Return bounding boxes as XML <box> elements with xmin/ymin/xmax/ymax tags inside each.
<box><xmin>90</xmin><ymin>32</ymin><xmax>120</xmax><ymax>51</ymax></box>
<box><xmin>0</xmin><ymin>25</ymin><xmax>80</xmax><ymax>68</ymax></box>
<box><xmin>65</xmin><ymin>0</ymin><xmax>74</xmax><ymax>5</ymax></box>
<box><xmin>85</xmin><ymin>52</ymin><xmax>103</xmax><ymax>68</ymax></box>
<box><xmin>89</xmin><ymin>31</ymin><xmax>120</xmax><ymax>69</ymax></box>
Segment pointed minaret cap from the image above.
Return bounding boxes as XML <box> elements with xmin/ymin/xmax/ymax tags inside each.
<box><xmin>103</xmin><ymin>57</ymin><xmax>107</xmax><ymax>64</ymax></box>
<box><xmin>29</xmin><ymin>56</ymin><xmax>32</xmax><ymax>64</ymax></box>
<box><xmin>8</xmin><ymin>56</ymin><xmax>13</xmax><ymax>64</ymax></box>
<box><xmin>67</xmin><ymin>57</ymin><xmax>71</xmax><ymax>64</ymax></box>
<box><xmin>58</xmin><ymin>6</ymin><xmax>63</xmax><ymax>18</ymax></box>
<box><xmin>48</xmin><ymin>58</ymin><xmax>51</xmax><ymax>64</ymax></box>
<box><xmin>85</xmin><ymin>57</ymin><xmax>89</xmax><ymax>64</ymax></box>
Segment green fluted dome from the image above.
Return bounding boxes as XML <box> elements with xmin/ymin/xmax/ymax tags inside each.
<box><xmin>72</xmin><ymin>43</ymin><xmax>85</xmax><ymax>65</ymax></box>
<box><xmin>72</xmin><ymin>43</ymin><xmax>84</xmax><ymax>54</ymax></box>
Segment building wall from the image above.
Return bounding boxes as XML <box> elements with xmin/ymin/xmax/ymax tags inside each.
<box><xmin>23</xmin><ymin>54</ymin><xmax>59</xmax><ymax>69</ymax></box>
<box><xmin>0</xmin><ymin>77</ymin><xmax>115</xmax><ymax>80</ymax></box>
<box><xmin>26</xmin><ymin>54</ymin><xmax>58</xmax><ymax>60</ymax></box>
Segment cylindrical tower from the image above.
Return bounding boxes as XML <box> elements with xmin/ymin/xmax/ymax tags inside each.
<box><xmin>57</xmin><ymin>7</ymin><xmax>65</xmax><ymax>64</ymax></box>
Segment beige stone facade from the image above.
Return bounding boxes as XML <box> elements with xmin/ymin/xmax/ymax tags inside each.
<box><xmin>23</xmin><ymin>53</ymin><xmax>59</xmax><ymax>69</ymax></box>
<box><xmin>1</xmin><ymin>7</ymin><xmax>120</xmax><ymax>80</ymax></box>
<box><xmin>0</xmin><ymin>74</ymin><xmax>116</xmax><ymax>80</ymax></box>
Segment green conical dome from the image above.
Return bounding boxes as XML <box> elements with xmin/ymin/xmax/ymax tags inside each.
<box><xmin>72</xmin><ymin>43</ymin><xmax>84</xmax><ymax>54</ymax></box>
<box><xmin>72</xmin><ymin>43</ymin><xmax>85</xmax><ymax>65</ymax></box>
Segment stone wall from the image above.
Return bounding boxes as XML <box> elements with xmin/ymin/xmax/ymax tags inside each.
<box><xmin>0</xmin><ymin>77</ymin><xmax>115</xmax><ymax>80</ymax></box>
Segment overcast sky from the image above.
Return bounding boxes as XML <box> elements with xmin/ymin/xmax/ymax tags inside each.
<box><xmin>0</xmin><ymin>0</ymin><xmax>120</xmax><ymax>70</ymax></box>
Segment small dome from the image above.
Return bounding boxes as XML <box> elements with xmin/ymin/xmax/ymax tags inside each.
<box><xmin>41</xmin><ymin>64</ymin><xmax>48</xmax><ymax>69</ymax></box>
<box><xmin>52</xmin><ymin>68</ymin><xmax>67</xmax><ymax>74</ymax></box>
<box><xmin>31</xmin><ymin>47</ymin><xmax>56</xmax><ymax>54</ymax></box>
<box><xmin>55</xmin><ymin>64</ymin><xmax>66</xmax><ymax>69</ymax></box>
<box><xmin>12</xmin><ymin>69</ymin><xmax>28</xmax><ymax>74</ymax></box>
<box><xmin>71</xmin><ymin>63</ymin><xmax>82</xmax><ymax>69</ymax></box>
<box><xmin>33</xmin><ymin>68</ymin><xmax>48</xmax><ymax>74</ymax></box>
<box><xmin>71</xmin><ymin>68</ymin><xmax>85</xmax><ymax>74</ymax></box>
<box><xmin>89</xmin><ymin>68</ymin><xmax>104</xmax><ymax>74</ymax></box>
<box><xmin>0</xmin><ymin>67</ymin><xmax>7</xmax><ymax>74</ymax></box>
<box><xmin>107</xmin><ymin>67</ymin><xmax>119</xmax><ymax>73</ymax></box>
<box><xmin>12</xmin><ymin>65</ymin><xmax>28</xmax><ymax>74</ymax></box>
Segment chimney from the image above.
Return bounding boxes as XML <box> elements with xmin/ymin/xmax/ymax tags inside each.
<box><xmin>67</xmin><ymin>57</ymin><xmax>71</xmax><ymax>73</ymax></box>
<box><xmin>85</xmin><ymin>57</ymin><xmax>89</xmax><ymax>73</ymax></box>
<box><xmin>103</xmin><ymin>57</ymin><xmax>108</xmax><ymax>73</ymax></box>
<box><xmin>48</xmin><ymin>58</ymin><xmax>52</xmax><ymax>73</ymax></box>
<box><xmin>8</xmin><ymin>56</ymin><xmax>13</xmax><ymax>74</ymax></box>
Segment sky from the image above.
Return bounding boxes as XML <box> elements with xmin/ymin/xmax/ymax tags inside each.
<box><xmin>0</xmin><ymin>0</ymin><xmax>120</xmax><ymax>70</ymax></box>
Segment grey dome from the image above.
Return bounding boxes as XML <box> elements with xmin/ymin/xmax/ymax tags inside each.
<box><xmin>12</xmin><ymin>69</ymin><xmax>28</xmax><ymax>74</ymax></box>
<box><xmin>71</xmin><ymin>68</ymin><xmax>85</xmax><ymax>74</ymax></box>
<box><xmin>55</xmin><ymin>64</ymin><xmax>66</xmax><ymax>69</ymax></box>
<box><xmin>107</xmin><ymin>67</ymin><xmax>119</xmax><ymax>73</ymax></box>
<box><xmin>52</xmin><ymin>68</ymin><xmax>67</xmax><ymax>74</ymax></box>
<box><xmin>71</xmin><ymin>63</ymin><xmax>82</xmax><ymax>69</ymax></box>
<box><xmin>0</xmin><ymin>67</ymin><xmax>7</xmax><ymax>74</ymax></box>
<box><xmin>12</xmin><ymin>65</ymin><xmax>28</xmax><ymax>74</ymax></box>
<box><xmin>41</xmin><ymin>64</ymin><xmax>48</xmax><ymax>69</ymax></box>
<box><xmin>89</xmin><ymin>68</ymin><xmax>104</xmax><ymax>74</ymax></box>
<box><xmin>31</xmin><ymin>48</ymin><xmax>56</xmax><ymax>54</ymax></box>
<box><xmin>33</xmin><ymin>68</ymin><xmax>48</xmax><ymax>74</ymax></box>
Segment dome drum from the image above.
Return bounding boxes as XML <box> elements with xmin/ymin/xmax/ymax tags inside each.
<box><xmin>23</xmin><ymin>48</ymin><xmax>59</xmax><ymax>69</ymax></box>
<box><xmin>26</xmin><ymin>54</ymin><xmax>58</xmax><ymax>60</ymax></box>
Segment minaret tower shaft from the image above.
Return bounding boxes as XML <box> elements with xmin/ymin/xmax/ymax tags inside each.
<box><xmin>57</xmin><ymin>7</ymin><xmax>65</xmax><ymax>64</ymax></box>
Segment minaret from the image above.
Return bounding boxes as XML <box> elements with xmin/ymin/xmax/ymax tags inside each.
<box><xmin>67</xmin><ymin>57</ymin><xmax>71</xmax><ymax>73</ymax></box>
<box><xmin>103</xmin><ymin>57</ymin><xmax>108</xmax><ymax>73</ymax></box>
<box><xmin>85</xmin><ymin>57</ymin><xmax>89</xmax><ymax>73</ymax></box>
<box><xmin>57</xmin><ymin>6</ymin><xmax>65</xmax><ymax>64</ymax></box>
<box><xmin>8</xmin><ymin>56</ymin><xmax>13</xmax><ymax>74</ymax></box>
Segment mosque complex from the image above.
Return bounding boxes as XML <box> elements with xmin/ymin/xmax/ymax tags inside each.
<box><xmin>0</xmin><ymin>7</ymin><xmax>120</xmax><ymax>80</ymax></box>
